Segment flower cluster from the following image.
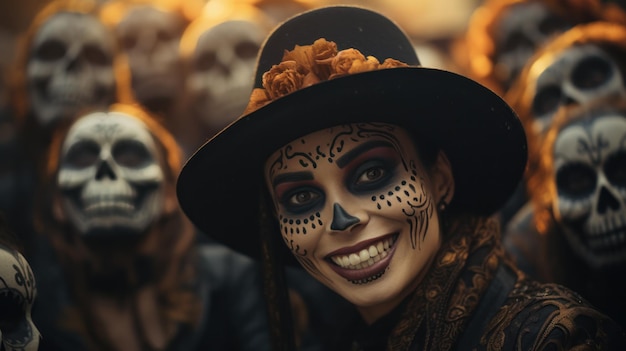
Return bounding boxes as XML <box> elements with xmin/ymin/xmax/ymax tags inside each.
<box><xmin>243</xmin><ymin>38</ymin><xmax>410</xmax><ymax>114</ymax></box>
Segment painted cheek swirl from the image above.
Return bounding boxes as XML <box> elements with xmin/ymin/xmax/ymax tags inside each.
<box><xmin>354</xmin><ymin>124</ymin><xmax>434</xmax><ymax>250</ymax></box>
<box><xmin>369</xmin><ymin>160</ymin><xmax>433</xmax><ymax>250</ymax></box>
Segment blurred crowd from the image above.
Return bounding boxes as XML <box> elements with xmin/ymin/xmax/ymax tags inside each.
<box><xmin>0</xmin><ymin>0</ymin><xmax>625</xmax><ymax>350</ymax></box>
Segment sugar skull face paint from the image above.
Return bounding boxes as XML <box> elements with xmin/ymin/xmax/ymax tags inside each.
<box><xmin>57</xmin><ymin>112</ymin><xmax>166</xmax><ymax>239</ymax></box>
<box><xmin>26</xmin><ymin>12</ymin><xmax>116</xmax><ymax>127</ymax></box>
<box><xmin>264</xmin><ymin>123</ymin><xmax>449</xmax><ymax>321</ymax></box>
<box><xmin>552</xmin><ymin>114</ymin><xmax>626</xmax><ymax>267</ymax></box>
<box><xmin>494</xmin><ymin>1</ymin><xmax>571</xmax><ymax>90</ymax></box>
<box><xmin>530</xmin><ymin>44</ymin><xmax>624</xmax><ymax>134</ymax></box>
<box><xmin>0</xmin><ymin>245</ymin><xmax>39</xmax><ymax>351</ymax></box>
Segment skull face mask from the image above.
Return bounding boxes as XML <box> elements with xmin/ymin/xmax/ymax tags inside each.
<box><xmin>26</xmin><ymin>12</ymin><xmax>116</xmax><ymax>127</ymax></box>
<box><xmin>0</xmin><ymin>245</ymin><xmax>39</xmax><ymax>351</ymax></box>
<box><xmin>552</xmin><ymin>113</ymin><xmax>626</xmax><ymax>268</ymax></box>
<box><xmin>494</xmin><ymin>1</ymin><xmax>572</xmax><ymax>90</ymax></box>
<box><xmin>186</xmin><ymin>20</ymin><xmax>265</xmax><ymax>134</ymax></box>
<box><xmin>531</xmin><ymin>44</ymin><xmax>625</xmax><ymax>134</ymax></box>
<box><xmin>56</xmin><ymin>112</ymin><xmax>165</xmax><ymax>239</ymax></box>
<box><xmin>116</xmin><ymin>5</ymin><xmax>186</xmax><ymax>111</ymax></box>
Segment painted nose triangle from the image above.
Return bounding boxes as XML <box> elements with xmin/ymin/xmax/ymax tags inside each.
<box><xmin>95</xmin><ymin>160</ymin><xmax>117</xmax><ymax>180</ymax></box>
<box><xmin>330</xmin><ymin>203</ymin><xmax>360</xmax><ymax>231</ymax></box>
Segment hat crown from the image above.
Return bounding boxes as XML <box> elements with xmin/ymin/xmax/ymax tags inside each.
<box><xmin>253</xmin><ymin>6</ymin><xmax>420</xmax><ymax>88</ymax></box>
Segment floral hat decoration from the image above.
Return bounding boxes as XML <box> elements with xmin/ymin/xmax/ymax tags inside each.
<box><xmin>176</xmin><ymin>6</ymin><xmax>527</xmax><ymax>262</ymax></box>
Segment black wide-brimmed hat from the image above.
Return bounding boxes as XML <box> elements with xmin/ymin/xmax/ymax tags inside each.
<box><xmin>177</xmin><ymin>6</ymin><xmax>527</xmax><ymax>262</ymax></box>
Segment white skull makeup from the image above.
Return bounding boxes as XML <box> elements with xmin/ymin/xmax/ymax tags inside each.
<box><xmin>116</xmin><ymin>5</ymin><xmax>185</xmax><ymax>107</ymax></box>
<box><xmin>26</xmin><ymin>12</ymin><xmax>116</xmax><ymax>127</ymax></box>
<box><xmin>0</xmin><ymin>245</ymin><xmax>39</xmax><ymax>351</ymax></box>
<box><xmin>530</xmin><ymin>44</ymin><xmax>625</xmax><ymax>134</ymax></box>
<box><xmin>264</xmin><ymin>123</ymin><xmax>448</xmax><ymax>321</ymax></box>
<box><xmin>186</xmin><ymin>20</ymin><xmax>265</xmax><ymax>133</ymax></box>
<box><xmin>553</xmin><ymin>114</ymin><xmax>626</xmax><ymax>267</ymax></box>
<box><xmin>494</xmin><ymin>2</ymin><xmax>571</xmax><ymax>88</ymax></box>
<box><xmin>57</xmin><ymin>112</ymin><xmax>165</xmax><ymax>238</ymax></box>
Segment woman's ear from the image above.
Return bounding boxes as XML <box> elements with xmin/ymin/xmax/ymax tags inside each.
<box><xmin>431</xmin><ymin>151</ymin><xmax>455</xmax><ymax>206</ymax></box>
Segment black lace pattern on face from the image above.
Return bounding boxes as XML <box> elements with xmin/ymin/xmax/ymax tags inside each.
<box><xmin>267</xmin><ymin>123</ymin><xmax>434</xmax><ymax>273</ymax></box>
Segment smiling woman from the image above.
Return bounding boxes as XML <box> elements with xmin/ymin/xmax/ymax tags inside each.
<box><xmin>263</xmin><ymin>125</ymin><xmax>447</xmax><ymax>323</ymax></box>
<box><xmin>176</xmin><ymin>5</ymin><xmax>626</xmax><ymax>351</ymax></box>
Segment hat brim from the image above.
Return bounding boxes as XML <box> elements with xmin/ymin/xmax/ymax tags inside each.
<box><xmin>177</xmin><ymin>67</ymin><xmax>527</xmax><ymax>264</ymax></box>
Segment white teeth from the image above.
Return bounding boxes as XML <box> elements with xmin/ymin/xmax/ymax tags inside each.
<box><xmin>359</xmin><ymin>249</ymin><xmax>369</xmax><ymax>261</ymax></box>
<box><xmin>331</xmin><ymin>236</ymin><xmax>396</xmax><ymax>270</ymax></box>
<box><xmin>84</xmin><ymin>200</ymin><xmax>135</xmax><ymax>215</ymax></box>
<box><xmin>369</xmin><ymin>246</ymin><xmax>377</xmax><ymax>257</ymax></box>
<box><xmin>349</xmin><ymin>253</ymin><xmax>360</xmax><ymax>266</ymax></box>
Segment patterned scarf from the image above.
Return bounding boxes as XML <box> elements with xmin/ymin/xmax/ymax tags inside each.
<box><xmin>387</xmin><ymin>216</ymin><xmax>508</xmax><ymax>350</ymax></box>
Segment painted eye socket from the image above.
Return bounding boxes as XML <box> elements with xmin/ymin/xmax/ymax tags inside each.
<box><xmin>235</xmin><ymin>40</ymin><xmax>260</xmax><ymax>59</ymax></box>
<box><xmin>35</xmin><ymin>39</ymin><xmax>66</xmax><ymax>61</ymax></box>
<box><xmin>532</xmin><ymin>85</ymin><xmax>561</xmax><ymax>117</ymax></box>
<box><xmin>605</xmin><ymin>150</ymin><xmax>626</xmax><ymax>187</ymax></box>
<box><xmin>281</xmin><ymin>187</ymin><xmax>322</xmax><ymax>214</ymax></box>
<box><xmin>556</xmin><ymin>162</ymin><xmax>597</xmax><ymax>198</ymax></box>
<box><xmin>64</xmin><ymin>140</ymin><xmax>99</xmax><ymax>168</ymax></box>
<box><xmin>113</xmin><ymin>140</ymin><xmax>152</xmax><ymax>168</ymax></box>
<box><xmin>572</xmin><ymin>55</ymin><xmax>613</xmax><ymax>90</ymax></box>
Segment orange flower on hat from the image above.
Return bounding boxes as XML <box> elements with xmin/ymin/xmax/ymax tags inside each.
<box><xmin>243</xmin><ymin>38</ymin><xmax>411</xmax><ymax>114</ymax></box>
<box><xmin>263</xmin><ymin>60</ymin><xmax>307</xmax><ymax>100</ymax></box>
<box><xmin>311</xmin><ymin>38</ymin><xmax>338</xmax><ymax>79</ymax></box>
<box><xmin>329</xmin><ymin>49</ymin><xmax>371</xmax><ymax>78</ymax></box>
<box><xmin>283</xmin><ymin>38</ymin><xmax>338</xmax><ymax>79</ymax></box>
<box><xmin>381</xmin><ymin>58</ymin><xmax>410</xmax><ymax>69</ymax></box>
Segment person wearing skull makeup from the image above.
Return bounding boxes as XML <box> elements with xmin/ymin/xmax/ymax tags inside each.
<box><xmin>176</xmin><ymin>6</ymin><xmax>626</xmax><ymax>351</ymax></box>
<box><xmin>177</xmin><ymin>1</ymin><xmax>274</xmax><ymax>157</ymax></box>
<box><xmin>453</xmin><ymin>0</ymin><xmax>626</xmax><ymax>98</ymax></box>
<box><xmin>503</xmin><ymin>94</ymin><xmax>626</xmax><ymax>328</ymax></box>
<box><xmin>29</xmin><ymin>103</ymin><xmax>272</xmax><ymax>351</ymax></box>
<box><xmin>7</xmin><ymin>0</ymin><xmax>134</xmax><ymax>258</ymax></box>
<box><xmin>488</xmin><ymin>20</ymin><xmax>626</xmax><ymax>233</ymax></box>
<box><xmin>11</xmin><ymin>0</ymin><xmax>133</xmax><ymax>162</ymax></box>
<box><xmin>503</xmin><ymin>21</ymin><xmax>626</xmax><ymax>242</ymax></box>
<box><xmin>99</xmin><ymin>0</ymin><xmax>191</xmax><ymax>142</ymax></box>
<box><xmin>0</xmin><ymin>214</ymin><xmax>40</xmax><ymax>351</ymax></box>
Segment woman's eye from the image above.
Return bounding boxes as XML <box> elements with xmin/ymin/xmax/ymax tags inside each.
<box><xmin>288</xmin><ymin>191</ymin><xmax>319</xmax><ymax>206</ymax></box>
<box><xmin>349</xmin><ymin>159</ymin><xmax>395</xmax><ymax>193</ymax></box>
<box><xmin>280</xmin><ymin>187</ymin><xmax>323</xmax><ymax>214</ymax></box>
<box><xmin>356</xmin><ymin>167</ymin><xmax>386</xmax><ymax>185</ymax></box>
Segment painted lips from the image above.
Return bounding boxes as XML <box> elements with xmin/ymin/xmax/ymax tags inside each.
<box><xmin>326</xmin><ymin>233</ymin><xmax>398</xmax><ymax>284</ymax></box>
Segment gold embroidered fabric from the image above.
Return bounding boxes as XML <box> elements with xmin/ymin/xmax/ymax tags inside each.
<box><xmin>386</xmin><ymin>217</ymin><xmax>625</xmax><ymax>351</ymax></box>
